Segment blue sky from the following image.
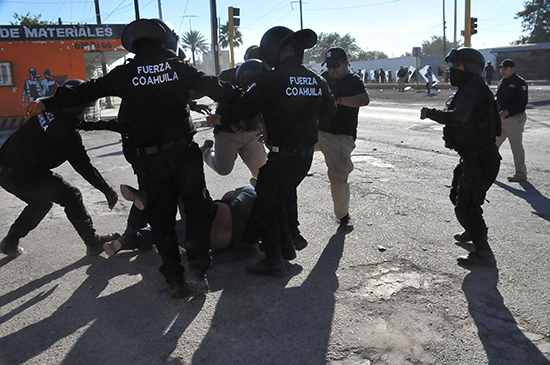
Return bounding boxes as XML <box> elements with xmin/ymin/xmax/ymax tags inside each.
<box><xmin>0</xmin><ymin>0</ymin><xmax>528</xmax><ymax>61</ymax></box>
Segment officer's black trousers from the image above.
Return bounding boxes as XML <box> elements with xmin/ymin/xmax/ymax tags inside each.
<box><xmin>450</xmin><ymin>144</ymin><xmax>501</xmax><ymax>252</ymax></box>
<box><xmin>139</xmin><ymin>142</ymin><xmax>214</xmax><ymax>285</ymax></box>
<box><xmin>0</xmin><ymin>168</ymin><xmax>96</xmax><ymax>247</ymax></box>
<box><xmin>255</xmin><ymin>150</ymin><xmax>313</xmax><ymax>264</ymax></box>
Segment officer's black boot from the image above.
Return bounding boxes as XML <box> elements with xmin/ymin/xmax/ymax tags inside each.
<box><xmin>281</xmin><ymin>234</ymin><xmax>297</xmax><ymax>260</ymax></box>
<box><xmin>0</xmin><ymin>227</ymin><xmax>23</xmax><ymax>258</ymax></box>
<box><xmin>83</xmin><ymin>231</ymin><xmax>121</xmax><ymax>256</ymax></box>
<box><xmin>457</xmin><ymin>231</ymin><xmax>496</xmax><ymax>267</ymax></box>
<box><xmin>247</xmin><ymin>252</ymin><xmax>288</xmax><ymax>277</ymax></box>
<box><xmin>453</xmin><ymin>231</ymin><xmax>472</xmax><ymax>242</ymax></box>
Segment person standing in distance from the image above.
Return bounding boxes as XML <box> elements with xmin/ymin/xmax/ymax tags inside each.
<box><xmin>1</xmin><ymin>79</ymin><xmax>119</xmax><ymax>258</ymax></box>
<box><xmin>25</xmin><ymin>19</ymin><xmax>240</xmax><ymax>298</ymax></box>
<box><xmin>216</xmin><ymin>26</ymin><xmax>337</xmax><ymax>277</ymax></box>
<box><xmin>420</xmin><ymin>47</ymin><xmax>502</xmax><ymax>267</ymax></box>
<box><xmin>317</xmin><ymin>47</ymin><xmax>369</xmax><ymax>229</ymax></box>
<box><xmin>495</xmin><ymin>59</ymin><xmax>529</xmax><ymax>182</ymax></box>
<box><xmin>484</xmin><ymin>61</ymin><xmax>495</xmax><ymax>85</ymax></box>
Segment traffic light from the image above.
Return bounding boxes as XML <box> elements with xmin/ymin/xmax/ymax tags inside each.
<box><xmin>470</xmin><ymin>17</ymin><xmax>478</xmax><ymax>35</ymax></box>
<box><xmin>228</xmin><ymin>6</ymin><xmax>240</xmax><ymax>67</ymax></box>
<box><xmin>229</xmin><ymin>6</ymin><xmax>240</xmax><ymax>37</ymax></box>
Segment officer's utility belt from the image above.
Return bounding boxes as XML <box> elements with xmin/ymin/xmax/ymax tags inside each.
<box><xmin>270</xmin><ymin>145</ymin><xmax>313</xmax><ymax>156</ymax></box>
<box><xmin>136</xmin><ymin>137</ymin><xmax>192</xmax><ymax>155</ymax></box>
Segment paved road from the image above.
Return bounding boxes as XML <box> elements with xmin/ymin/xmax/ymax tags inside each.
<box><xmin>1</xmin><ymin>88</ymin><xmax>549</xmax><ymax>364</ymax></box>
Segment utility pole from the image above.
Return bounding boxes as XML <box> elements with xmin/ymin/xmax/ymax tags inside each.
<box><xmin>184</xmin><ymin>15</ymin><xmax>198</xmax><ymax>31</ymax></box>
<box><xmin>94</xmin><ymin>0</ymin><xmax>112</xmax><ymax>108</ymax></box>
<box><xmin>443</xmin><ymin>0</ymin><xmax>446</xmax><ymax>57</ymax></box>
<box><xmin>210</xmin><ymin>0</ymin><xmax>220</xmax><ymax>75</ymax></box>
<box><xmin>453</xmin><ymin>0</ymin><xmax>457</xmax><ymax>49</ymax></box>
<box><xmin>134</xmin><ymin>0</ymin><xmax>140</xmax><ymax>19</ymax></box>
<box><xmin>291</xmin><ymin>0</ymin><xmax>304</xmax><ymax>29</ymax></box>
<box><xmin>464</xmin><ymin>0</ymin><xmax>471</xmax><ymax>47</ymax></box>
<box><xmin>299</xmin><ymin>0</ymin><xmax>303</xmax><ymax>29</ymax></box>
<box><xmin>157</xmin><ymin>0</ymin><xmax>163</xmax><ymax>19</ymax></box>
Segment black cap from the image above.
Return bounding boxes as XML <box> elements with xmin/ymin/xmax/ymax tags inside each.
<box><xmin>322</xmin><ymin>47</ymin><xmax>348</xmax><ymax>66</ymax></box>
<box><xmin>499</xmin><ymin>59</ymin><xmax>515</xmax><ymax>68</ymax></box>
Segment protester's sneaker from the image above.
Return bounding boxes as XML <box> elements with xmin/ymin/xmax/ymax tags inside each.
<box><xmin>507</xmin><ymin>173</ymin><xmax>527</xmax><ymax>182</ymax></box>
<box><xmin>103</xmin><ymin>236</ymin><xmax>129</xmax><ymax>257</ymax></box>
<box><xmin>165</xmin><ymin>282</ymin><xmax>191</xmax><ymax>299</ymax></box>
<box><xmin>454</xmin><ymin>231</ymin><xmax>472</xmax><ymax>242</ymax></box>
<box><xmin>292</xmin><ymin>234</ymin><xmax>308</xmax><ymax>251</ymax></box>
<box><xmin>247</xmin><ymin>257</ymin><xmax>288</xmax><ymax>277</ymax></box>
<box><xmin>200</xmin><ymin>140</ymin><xmax>214</xmax><ymax>155</ymax></box>
<box><xmin>457</xmin><ymin>252</ymin><xmax>496</xmax><ymax>268</ymax></box>
<box><xmin>86</xmin><ymin>233</ymin><xmax>120</xmax><ymax>256</ymax></box>
<box><xmin>186</xmin><ymin>270</ymin><xmax>209</xmax><ymax>295</ymax></box>
<box><xmin>120</xmin><ymin>184</ymin><xmax>147</xmax><ymax>210</ymax></box>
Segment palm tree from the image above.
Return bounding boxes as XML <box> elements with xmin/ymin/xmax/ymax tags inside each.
<box><xmin>219</xmin><ymin>22</ymin><xmax>243</xmax><ymax>49</ymax></box>
<box><xmin>181</xmin><ymin>30</ymin><xmax>210</xmax><ymax>66</ymax></box>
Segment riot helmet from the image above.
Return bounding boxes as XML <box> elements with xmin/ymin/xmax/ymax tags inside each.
<box><xmin>244</xmin><ymin>45</ymin><xmax>261</xmax><ymax>61</ymax></box>
<box><xmin>150</xmin><ymin>18</ymin><xmax>186</xmax><ymax>59</ymax></box>
<box><xmin>444</xmin><ymin>47</ymin><xmax>485</xmax><ymax>75</ymax></box>
<box><xmin>58</xmin><ymin>79</ymin><xmax>96</xmax><ymax>119</ymax></box>
<box><xmin>121</xmin><ymin>19</ymin><xmax>166</xmax><ymax>53</ymax></box>
<box><xmin>236</xmin><ymin>59</ymin><xmax>266</xmax><ymax>88</ymax></box>
<box><xmin>259</xmin><ymin>26</ymin><xmax>317</xmax><ymax>68</ymax></box>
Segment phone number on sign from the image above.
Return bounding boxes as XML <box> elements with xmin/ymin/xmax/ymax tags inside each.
<box><xmin>73</xmin><ymin>41</ymin><xmax>113</xmax><ymax>49</ymax></box>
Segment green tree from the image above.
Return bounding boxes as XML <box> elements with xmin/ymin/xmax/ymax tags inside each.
<box><xmin>514</xmin><ymin>0</ymin><xmax>550</xmax><ymax>44</ymax></box>
<box><xmin>308</xmin><ymin>32</ymin><xmax>387</xmax><ymax>62</ymax></box>
<box><xmin>10</xmin><ymin>12</ymin><xmax>52</xmax><ymax>25</ymax></box>
<box><xmin>219</xmin><ymin>22</ymin><xmax>243</xmax><ymax>49</ymax></box>
<box><xmin>421</xmin><ymin>35</ymin><xmax>461</xmax><ymax>56</ymax></box>
<box><xmin>181</xmin><ymin>30</ymin><xmax>210</xmax><ymax>66</ymax></box>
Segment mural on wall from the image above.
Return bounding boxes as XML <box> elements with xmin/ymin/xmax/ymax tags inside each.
<box><xmin>21</xmin><ymin>67</ymin><xmax>63</xmax><ymax>103</ymax></box>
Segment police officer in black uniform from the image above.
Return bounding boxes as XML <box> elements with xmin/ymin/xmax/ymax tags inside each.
<box><xmin>420</xmin><ymin>47</ymin><xmax>502</xmax><ymax>267</ymax></box>
<box><xmin>26</xmin><ymin>19</ymin><xmax>240</xmax><ymax>298</ymax></box>
<box><xmin>220</xmin><ymin>26</ymin><xmax>337</xmax><ymax>276</ymax></box>
<box><xmin>0</xmin><ymin>79</ymin><xmax>119</xmax><ymax>258</ymax></box>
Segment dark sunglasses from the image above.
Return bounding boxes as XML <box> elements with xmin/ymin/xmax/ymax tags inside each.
<box><xmin>326</xmin><ymin>62</ymin><xmax>342</xmax><ymax>70</ymax></box>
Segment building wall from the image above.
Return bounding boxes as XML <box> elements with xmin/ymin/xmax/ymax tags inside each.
<box><xmin>0</xmin><ymin>24</ymin><xmax>126</xmax><ymax>130</ymax></box>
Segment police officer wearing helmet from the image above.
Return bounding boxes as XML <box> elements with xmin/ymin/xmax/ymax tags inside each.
<box><xmin>420</xmin><ymin>47</ymin><xmax>502</xmax><ymax>267</ymax></box>
<box><xmin>220</xmin><ymin>26</ymin><xmax>337</xmax><ymax>276</ymax></box>
<box><xmin>26</xmin><ymin>19</ymin><xmax>240</xmax><ymax>298</ymax></box>
<box><xmin>1</xmin><ymin>79</ymin><xmax>119</xmax><ymax>259</ymax></box>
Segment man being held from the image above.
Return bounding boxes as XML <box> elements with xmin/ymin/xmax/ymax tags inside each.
<box><xmin>495</xmin><ymin>59</ymin><xmax>529</xmax><ymax>182</ymax></box>
<box><xmin>317</xmin><ymin>47</ymin><xmax>370</xmax><ymax>229</ymax></box>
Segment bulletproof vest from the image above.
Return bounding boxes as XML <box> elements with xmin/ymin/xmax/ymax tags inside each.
<box><xmin>443</xmin><ymin>78</ymin><xmax>500</xmax><ymax>153</ymax></box>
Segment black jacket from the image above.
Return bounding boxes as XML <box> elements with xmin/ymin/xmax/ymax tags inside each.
<box><xmin>221</xmin><ymin>55</ymin><xmax>337</xmax><ymax>149</ymax></box>
<box><xmin>0</xmin><ymin>110</ymin><xmax>113</xmax><ymax>195</ymax></box>
<box><xmin>426</xmin><ymin>75</ymin><xmax>499</xmax><ymax>154</ymax></box>
<box><xmin>496</xmin><ymin>73</ymin><xmax>528</xmax><ymax>117</ymax></box>
<box><xmin>42</xmin><ymin>46</ymin><xmax>239</xmax><ymax>148</ymax></box>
